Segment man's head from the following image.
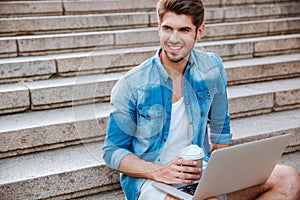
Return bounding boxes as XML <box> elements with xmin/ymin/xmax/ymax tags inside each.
<box><xmin>156</xmin><ymin>0</ymin><xmax>205</xmax><ymax>65</ymax></box>
<box><xmin>157</xmin><ymin>0</ymin><xmax>205</xmax><ymax>29</ymax></box>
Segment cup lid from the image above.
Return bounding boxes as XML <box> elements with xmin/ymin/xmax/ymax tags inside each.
<box><xmin>180</xmin><ymin>145</ymin><xmax>204</xmax><ymax>160</ymax></box>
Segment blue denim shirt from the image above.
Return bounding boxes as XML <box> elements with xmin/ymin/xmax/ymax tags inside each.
<box><xmin>103</xmin><ymin>49</ymin><xmax>232</xmax><ymax>200</ymax></box>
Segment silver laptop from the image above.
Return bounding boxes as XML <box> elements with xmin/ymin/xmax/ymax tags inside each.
<box><xmin>152</xmin><ymin>133</ymin><xmax>292</xmax><ymax>200</ymax></box>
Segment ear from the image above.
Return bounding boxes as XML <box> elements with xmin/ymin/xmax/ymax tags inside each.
<box><xmin>196</xmin><ymin>24</ymin><xmax>205</xmax><ymax>41</ymax></box>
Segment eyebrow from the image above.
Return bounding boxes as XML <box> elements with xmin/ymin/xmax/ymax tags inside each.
<box><xmin>162</xmin><ymin>25</ymin><xmax>192</xmax><ymax>31</ymax></box>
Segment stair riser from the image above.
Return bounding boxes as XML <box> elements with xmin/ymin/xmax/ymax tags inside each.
<box><xmin>226</xmin><ymin>59</ymin><xmax>300</xmax><ymax>85</ymax></box>
<box><xmin>0</xmin><ymin>13</ymin><xmax>150</xmax><ymax>37</ymax></box>
<box><xmin>1</xmin><ymin>81</ymin><xmax>300</xmax><ymax>158</ymax></box>
<box><xmin>0</xmin><ymin>134</ymin><xmax>298</xmax><ymax>200</ymax></box>
<box><xmin>1</xmin><ymin>0</ymin><xmax>296</xmax><ymax>17</ymax></box>
<box><xmin>1</xmin><ymin>54</ymin><xmax>300</xmax><ymax>115</ymax></box>
<box><xmin>1</xmin><ymin>18</ymin><xmax>299</xmax><ymax>57</ymax></box>
<box><xmin>1</xmin><ymin>35</ymin><xmax>298</xmax><ymax>85</ymax></box>
<box><xmin>0</xmin><ymin>166</ymin><xmax>120</xmax><ymax>200</ymax></box>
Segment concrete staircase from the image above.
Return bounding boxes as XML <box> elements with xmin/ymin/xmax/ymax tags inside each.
<box><xmin>0</xmin><ymin>0</ymin><xmax>299</xmax><ymax>199</ymax></box>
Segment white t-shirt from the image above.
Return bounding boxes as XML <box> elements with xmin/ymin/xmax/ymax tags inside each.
<box><xmin>138</xmin><ymin>97</ymin><xmax>190</xmax><ymax>200</ymax></box>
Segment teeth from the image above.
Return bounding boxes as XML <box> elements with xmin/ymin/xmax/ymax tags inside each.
<box><xmin>169</xmin><ymin>46</ymin><xmax>181</xmax><ymax>50</ymax></box>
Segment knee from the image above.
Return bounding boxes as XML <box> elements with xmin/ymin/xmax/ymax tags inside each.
<box><xmin>270</xmin><ymin>164</ymin><xmax>300</xmax><ymax>189</ymax></box>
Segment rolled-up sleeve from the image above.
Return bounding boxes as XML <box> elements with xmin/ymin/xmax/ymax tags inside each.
<box><xmin>102</xmin><ymin>77</ymin><xmax>137</xmax><ymax>170</ymax></box>
<box><xmin>209</xmin><ymin>53</ymin><xmax>232</xmax><ymax>144</ymax></box>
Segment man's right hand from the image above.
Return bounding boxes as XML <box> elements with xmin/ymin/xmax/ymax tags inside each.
<box><xmin>151</xmin><ymin>157</ymin><xmax>202</xmax><ymax>184</ymax></box>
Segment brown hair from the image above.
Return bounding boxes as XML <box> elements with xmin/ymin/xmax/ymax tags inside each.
<box><xmin>157</xmin><ymin>0</ymin><xmax>205</xmax><ymax>28</ymax></box>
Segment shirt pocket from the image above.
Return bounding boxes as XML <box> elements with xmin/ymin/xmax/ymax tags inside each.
<box><xmin>137</xmin><ymin>107</ymin><xmax>164</xmax><ymax>139</ymax></box>
<box><xmin>196</xmin><ymin>87</ymin><xmax>217</xmax><ymax>116</ymax></box>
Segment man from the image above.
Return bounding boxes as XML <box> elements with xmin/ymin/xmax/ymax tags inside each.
<box><xmin>103</xmin><ymin>0</ymin><xmax>300</xmax><ymax>199</ymax></box>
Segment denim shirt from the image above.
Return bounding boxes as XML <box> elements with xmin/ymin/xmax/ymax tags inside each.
<box><xmin>103</xmin><ymin>49</ymin><xmax>232</xmax><ymax>200</ymax></box>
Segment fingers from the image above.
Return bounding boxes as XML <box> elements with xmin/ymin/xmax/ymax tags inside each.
<box><xmin>174</xmin><ymin>158</ymin><xmax>202</xmax><ymax>174</ymax></box>
<box><xmin>171</xmin><ymin>158</ymin><xmax>202</xmax><ymax>183</ymax></box>
<box><xmin>176</xmin><ymin>158</ymin><xmax>197</xmax><ymax>166</ymax></box>
<box><xmin>174</xmin><ymin>170</ymin><xmax>201</xmax><ymax>182</ymax></box>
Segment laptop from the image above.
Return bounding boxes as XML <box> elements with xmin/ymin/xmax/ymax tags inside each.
<box><xmin>152</xmin><ymin>133</ymin><xmax>292</xmax><ymax>200</ymax></box>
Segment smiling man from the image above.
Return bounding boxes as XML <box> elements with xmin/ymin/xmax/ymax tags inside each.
<box><xmin>102</xmin><ymin>0</ymin><xmax>300</xmax><ymax>200</ymax></box>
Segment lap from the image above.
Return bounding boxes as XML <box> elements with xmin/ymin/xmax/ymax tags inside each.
<box><xmin>227</xmin><ymin>164</ymin><xmax>300</xmax><ymax>200</ymax></box>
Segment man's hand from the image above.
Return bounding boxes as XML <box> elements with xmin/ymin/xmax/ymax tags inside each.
<box><xmin>151</xmin><ymin>157</ymin><xmax>202</xmax><ymax>184</ymax></box>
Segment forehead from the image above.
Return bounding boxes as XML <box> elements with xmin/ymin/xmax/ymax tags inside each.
<box><xmin>160</xmin><ymin>12</ymin><xmax>195</xmax><ymax>28</ymax></box>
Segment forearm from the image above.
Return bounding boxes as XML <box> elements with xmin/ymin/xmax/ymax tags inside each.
<box><xmin>210</xmin><ymin>143</ymin><xmax>230</xmax><ymax>152</ymax></box>
<box><xmin>118</xmin><ymin>154</ymin><xmax>161</xmax><ymax>180</ymax></box>
<box><xmin>118</xmin><ymin>154</ymin><xmax>202</xmax><ymax>185</ymax></box>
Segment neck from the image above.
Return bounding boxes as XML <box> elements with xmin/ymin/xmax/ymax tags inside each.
<box><xmin>160</xmin><ymin>51</ymin><xmax>189</xmax><ymax>78</ymax></box>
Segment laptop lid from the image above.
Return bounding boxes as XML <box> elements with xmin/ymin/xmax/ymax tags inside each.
<box><xmin>152</xmin><ymin>133</ymin><xmax>292</xmax><ymax>200</ymax></box>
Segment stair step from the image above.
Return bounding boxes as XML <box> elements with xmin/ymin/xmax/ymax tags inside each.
<box><xmin>74</xmin><ymin>189</ymin><xmax>124</xmax><ymax>200</ymax></box>
<box><xmin>231</xmin><ymin>109</ymin><xmax>300</xmax><ymax>152</ymax></box>
<box><xmin>0</xmin><ymin>1</ymin><xmax>63</xmax><ymax>17</ymax></box>
<box><xmin>0</xmin><ymin>58</ymin><xmax>299</xmax><ymax>114</ymax></box>
<box><xmin>1</xmin><ymin>109</ymin><xmax>299</xmax><ymax>199</ymax></box>
<box><xmin>225</xmin><ymin>53</ymin><xmax>300</xmax><ymax>85</ymax></box>
<box><xmin>2</xmin><ymin>70</ymin><xmax>299</xmax><ymax>112</ymax></box>
<box><xmin>0</xmin><ymin>141</ymin><xmax>120</xmax><ymax>200</ymax></box>
<box><xmin>0</xmin><ymin>83</ymin><xmax>30</xmax><ymax>114</ymax></box>
<box><xmin>1</xmin><ymin>18</ymin><xmax>299</xmax><ymax>57</ymax></box>
<box><xmin>0</xmin><ymin>12</ymin><xmax>152</xmax><ymax>36</ymax></box>
<box><xmin>25</xmin><ymin>72</ymin><xmax>123</xmax><ymax>110</ymax></box>
<box><xmin>0</xmin><ymin>0</ymin><xmax>156</xmax><ymax>17</ymax></box>
<box><xmin>1</xmin><ymin>34</ymin><xmax>299</xmax><ymax>80</ymax></box>
<box><xmin>2</xmin><ymin>0</ymin><xmax>298</xmax><ymax>20</ymax></box>
<box><xmin>63</xmin><ymin>0</ymin><xmax>157</xmax><ymax>14</ymax></box>
<box><xmin>228</xmin><ymin>77</ymin><xmax>300</xmax><ymax>118</ymax></box>
<box><xmin>1</xmin><ymin>47</ymin><xmax>299</xmax><ymax>85</ymax></box>
<box><xmin>1</xmin><ymin>8</ymin><xmax>299</xmax><ymax>36</ymax></box>
<box><xmin>1</xmin><ymin>77</ymin><xmax>300</xmax><ymax>158</ymax></box>
<box><xmin>0</xmin><ymin>103</ymin><xmax>111</xmax><ymax>158</ymax></box>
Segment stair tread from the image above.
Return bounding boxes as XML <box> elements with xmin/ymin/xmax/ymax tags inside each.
<box><xmin>1</xmin><ymin>108</ymin><xmax>300</xmax><ymax>185</ymax></box>
<box><xmin>228</xmin><ymin>76</ymin><xmax>300</xmax><ymax>98</ymax></box>
<box><xmin>0</xmin><ymin>142</ymin><xmax>104</xmax><ymax>185</ymax></box>
<box><xmin>0</xmin><ymin>102</ymin><xmax>110</xmax><ymax>133</ymax></box>
<box><xmin>2</xmin><ymin>16</ymin><xmax>299</xmax><ymax>37</ymax></box>
<box><xmin>0</xmin><ymin>77</ymin><xmax>300</xmax><ymax>158</ymax></box>
<box><xmin>1</xmin><ymin>76</ymin><xmax>300</xmax><ymax>131</ymax></box>
<box><xmin>231</xmin><ymin>109</ymin><xmax>300</xmax><ymax>140</ymax></box>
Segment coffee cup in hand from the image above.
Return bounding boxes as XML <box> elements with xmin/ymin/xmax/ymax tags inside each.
<box><xmin>179</xmin><ymin>145</ymin><xmax>204</xmax><ymax>178</ymax></box>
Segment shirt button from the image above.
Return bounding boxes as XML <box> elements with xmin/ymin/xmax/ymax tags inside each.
<box><xmin>207</xmin><ymin>93</ymin><xmax>210</xmax><ymax>97</ymax></box>
<box><xmin>164</xmin><ymin>139</ymin><xmax>167</xmax><ymax>142</ymax></box>
<box><xmin>190</xmin><ymin>121</ymin><xmax>193</xmax><ymax>125</ymax></box>
<box><xmin>168</xmin><ymin>97</ymin><xmax>171</xmax><ymax>100</ymax></box>
<box><xmin>186</xmin><ymin>102</ymin><xmax>190</xmax><ymax>105</ymax></box>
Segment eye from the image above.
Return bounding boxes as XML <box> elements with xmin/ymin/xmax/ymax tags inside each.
<box><xmin>180</xmin><ymin>27</ymin><xmax>191</xmax><ymax>33</ymax></box>
<box><xmin>162</xmin><ymin>26</ymin><xmax>172</xmax><ymax>32</ymax></box>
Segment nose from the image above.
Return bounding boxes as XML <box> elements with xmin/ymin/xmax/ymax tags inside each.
<box><xmin>169</xmin><ymin>31</ymin><xmax>180</xmax><ymax>43</ymax></box>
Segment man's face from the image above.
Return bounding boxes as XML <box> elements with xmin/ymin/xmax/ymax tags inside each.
<box><xmin>158</xmin><ymin>12</ymin><xmax>203</xmax><ymax>64</ymax></box>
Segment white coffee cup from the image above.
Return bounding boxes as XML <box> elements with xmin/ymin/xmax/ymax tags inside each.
<box><xmin>180</xmin><ymin>145</ymin><xmax>204</xmax><ymax>177</ymax></box>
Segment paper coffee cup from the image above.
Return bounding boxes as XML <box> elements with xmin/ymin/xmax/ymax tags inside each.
<box><xmin>180</xmin><ymin>145</ymin><xmax>204</xmax><ymax>177</ymax></box>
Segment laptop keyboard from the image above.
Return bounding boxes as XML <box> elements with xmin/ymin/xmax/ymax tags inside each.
<box><xmin>177</xmin><ymin>183</ymin><xmax>199</xmax><ymax>195</ymax></box>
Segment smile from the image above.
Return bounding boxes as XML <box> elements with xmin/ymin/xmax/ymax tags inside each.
<box><xmin>169</xmin><ymin>45</ymin><xmax>182</xmax><ymax>50</ymax></box>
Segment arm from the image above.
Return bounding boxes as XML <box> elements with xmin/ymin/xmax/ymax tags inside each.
<box><xmin>209</xmin><ymin>53</ymin><xmax>232</xmax><ymax>146</ymax></box>
<box><xmin>211</xmin><ymin>143</ymin><xmax>230</xmax><ymax>151</ymax></box>
<box><xmin>119</xmin><ymin>154</ymin><xmax>202</xmax><ymax>185</ymax></box>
